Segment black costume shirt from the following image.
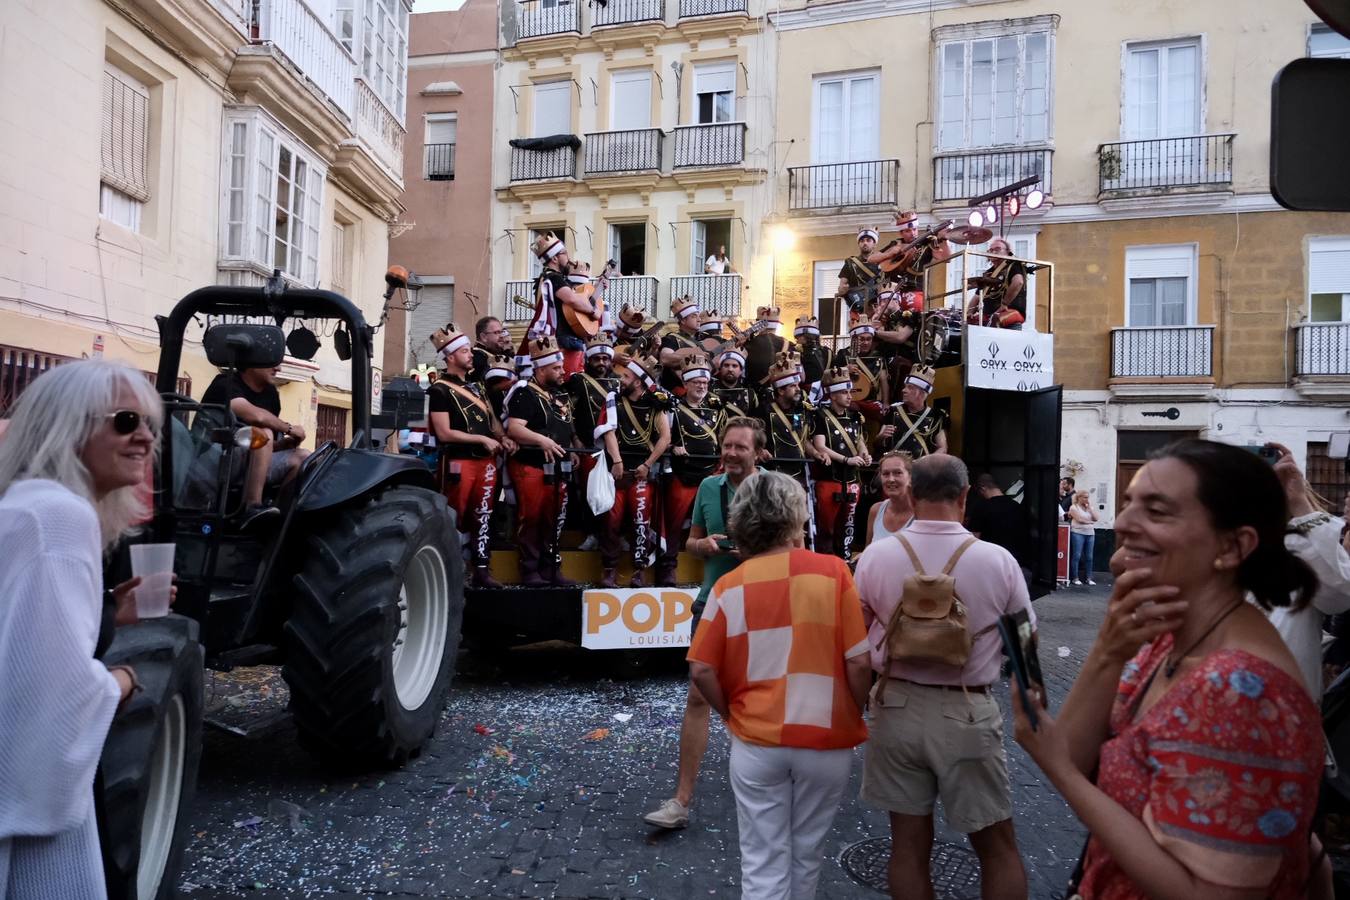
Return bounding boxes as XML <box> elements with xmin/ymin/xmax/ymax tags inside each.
<box><xmin>744</xmin><ymin>332</ymin><xmax>786</xmax><ymax>388</ymax></box>
<box><xmin>884</xmin><ymin>403</ymin><xmax>948</xmax><ymax>458</ymax></box>
<box><xmin>566</xmin><ymin>369</ymin><xmax>618</xmax><ymax>448</ymax></box>
<box><xmin>711</xmin><ymin>381</ymin><xmax>759</xmax><ymax>419</ymax></box>
<box><xmin>671</xmin><ymin>397</ymin><xmax>724</xmax><ymax>486</ymax></box>
<box><xmin>537</xmin><ymin>268</ymin><xmax>582</xmax><ymax>348</ymax></box>
<box><xmin>976</xmin><ymin>259</ymin><xmax>1029</xmax><ymax>320</ymax></box>
<box><xmin>614</xmin><ymin>392</ymin><xmax>664</xmax><ymax>469</ymax></box>
<box><xmin>797</xmin><ymin>341</ymin><xmax>829</xmax><ymax>387</ymax></box>
<box><xmin>831</xmin><ymin>349</ymin><xmax>886</xmax><ymax>402</ymax></box>
<box><xmin>895</xmin><ymin>241</ymin><xmax>940</xmax><ymax>292</ymax></box>
<box><xmin>811</xmin><ymin>405</ymin><xmax>866</xmax><ymax>484</ymax></box>
<box><xmin>838</xmin><ymin>255</ymin><xmax>882</xmax><ymax>309</ymax></box>
<box><xmin>469</xmin><ymin>343</ymin><xmax>498</xmax><ymax>383</ymax></box>
<box><xmin>660</xmin><ymin>330</ymin><xmax>702</xmax><ymax>392</ymax></box>
<box><xmin>507</xmin><ymin>381</ymin><xmax>575</xmax><ymax>466</ymax></box>
<box><xmin>760</xmin><ymin>398</ymin><xmax>814</xmax><ymax>479</ymax></box>
<box><xmin>427</xmin><ymin>375</ymin><xmax>494</xmax><ymax>459</ymax></box>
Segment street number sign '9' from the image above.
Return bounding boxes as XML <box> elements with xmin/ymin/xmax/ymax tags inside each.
<box><xmin>582</xmin><ymin>588</ymin><xmax>697</xmax><ymax>650</ymax></box>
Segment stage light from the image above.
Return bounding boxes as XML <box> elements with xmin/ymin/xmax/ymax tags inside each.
<box><xmin>1025</xmin><ymin>188</ymin><xmax>1045</xmax><ymax>210</ymax></box>
<box><xmin>1007</xmin><ymin>195</ymin><xmax>1020</xmax><ymax>217</ymax></box>
<box><xmin>985</xmin><ymin>204</ymin><xmax>998</xmax><ymax>225</ymax></box>
<box><xmin>968</xmin><ymin>210</ymin><xmax>984</xmax><ymax>228</ymax></box>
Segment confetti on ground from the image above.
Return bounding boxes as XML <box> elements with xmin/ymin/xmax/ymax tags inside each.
<box><xmin>1057</xmin><ymin>646</ymin><xmax>1072</xmax><ymax>658</ymax></box>
<box><xmin>473</xmin><ymin>723</ymin><xmax>494</xmax><ymax>736</ymax></box>
<box><xmin>231</xmin><ymin>815</ymin><xmax>262</xmax><ymax>829</ymax></box>
<box><xmin>582</xmin><ymin>727</ymin><xmax>611</xmax><ymax>742</ymax></box>
<box><xmin>613</xmin><ymin>712</ymin><xmax>633</xmax><ymax>723</ymax></box>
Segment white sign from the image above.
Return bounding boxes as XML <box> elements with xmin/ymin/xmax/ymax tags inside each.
<box><xmin>581</xmin><ymin>587</ymin><xmax>697</xmax><ymax>650</ymax></box>
<box><xmin>371</xmin><ymin>367</ymin><xmax>383</xmax><ymax>415</ymax></box>
<box><xmin>964</xmin><ymin>326</ymin><xmax>1055</xmax><ymax>392</ymax></box>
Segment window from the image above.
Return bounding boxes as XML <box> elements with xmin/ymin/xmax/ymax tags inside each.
<box><xmin>100</xmin><ymin>63</ymin><xmax>151</xmax><ymax>232</ymax></box>
<box><xmin>692</xmin><ymin>218</ymin><xmax>733</xmax><ymax>274</ymax></box>
<box><xmin>336</xmin><ymin>0</ymin><xmax>356</xmax><ymax>53</ymax></box>
<box><xmin>220</xmin><ymin>108</ymin><xmax>326</xmax><ymax>287</ymax></box>
<box><xmin>316</xmin><ymin>404</ymin><xmax>349</xmax><ymax>447</ymax></box>
<box><xmin>938</xmin><ymin>31</ymin><xmax>1049</xmax><ymax>150</ymax></box>
<box><xmin>814</xmin><ymin>260</ymin><xmax>846</xmax><ymax>336</ymax></box>
<box><xmin>1307</xmin><ymin>441</ymin><xmax>1349</xmax><ymax>516</ymax></box>
<box><xmin>1125</xmin><ymin>244</ymin><xmax>1196</xmax><ymax>327</ymax></box>
<box><xmin>359</xmin><ymin>0</ymin><xmax>407</xmax><ymax>118</ymax></box>
<box><xmin>1124</xmin><ymin>39</ymin><xmax>1200</xmax><ymax>140</ymax></box>
<box><xmin>1310</xmin><ymin>23</ymin><xmax>1350</xmax><ymax>59</ymax></box>
<box><xmin>946</xmin><ymin>233</ymin><xmax>1039</xmax><ymax>329</ymax></box>
<box><xmin>608</xmin><ymin>222</ymin><xmax>646</xmax><ymax>276</ymax></box>
<box><xmin>409</xmin><ymin>280</ymin><xmax>454</xmax><ymax>368</ymax></box>
<box><xmin>533</xmin><ymin>80</ymin><xmax>572</xmax><ymax>136</ymax></box>
<box><xmin>424</xmin><ymin>113</ymin><xmax>456</xmax><ymax>180</ymax></box>
<box><xmin>1309</xmin><ymin>237</ymin><xmax>1350</xmax><ymax>322</ymax></box>
<box><xmin>331</xmin><ymin>221</ymin><xmax>351</xmax><ymax>294</ymax></box>
<box><xmin>693</xmin><ymin>60</ymin><xmax>736</xmax><ymax>124</ymax></box>
<box><xmin>610</xmin><ymin>68</ymin><xmax>652</xmax><ymax>130</ymax></box>
<box><xmin>813</xmin><ymin>72</ymin><xmax>878</xmax><ymax>164</ymax></box>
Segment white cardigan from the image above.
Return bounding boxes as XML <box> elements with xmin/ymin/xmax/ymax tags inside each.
<box><xmin>1269</xmin><ymin>512</ymin><xmax>1350</xmax><ymax>698</ymax></box>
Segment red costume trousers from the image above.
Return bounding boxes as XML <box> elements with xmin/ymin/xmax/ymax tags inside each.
<box><xmin>601</xmin><ymin>475</ymin><xmax>660</xmax><ymax>571</ymax></box>
<box><xmin>507</xmin><ymin>460</ymin><xmax>568</xmax><ymax>576</ymax></box>
<box><xmin>814</xmin><ymin>480</ymin><xmax>861</xmax><ymax>562</ymax></box>
<box><xmin>439</xmin><ymin>456</ymin><xmax>499</xmax><ymax>568</ymax></box>
<box><xmin>661</xmin><ymin>478</ymin><xmax>701</xmax><ymax>570</ymax></box>
<box><xmin>562</xmin><ymin>349</ymin><xmax>584</xmax><ymax>375</ymax></box>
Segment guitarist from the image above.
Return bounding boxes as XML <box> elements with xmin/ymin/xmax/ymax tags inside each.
<box><xmin>659</xmin><ymin>295</ymin><xmax>703</xmax><ymax>393</ymax></box>
<box><xmin>881</xmin><ymin>364</ymin><xmax>948</xmax><ymax>459</ymax></box>
<box><xmin>710</xmin><ymin>347</ymin><xmax>759</xmax><ymax>419</ymax></box>
<box><xmin>428</xmin><ymin>325</ymin><xmax>513</xmax><ymax>589</ymax></box>
<box><xmin>836</xmin><ymin>227</ymin><xmax>883</xmax><ymax>312</ymax></box>
<box><xmin>811</xmin><ymin>366</ymin><xmax>871</xmax><ymax>563</ymax></box>
<box><xmin>529</xmin><ymin>232</ymin><xmax>599</xmax><ymax>375</ymax></box>
<box><xmin>870</xmin><ymin>211</ymin><xmax>951</xmax><ymax>309</ymax></box>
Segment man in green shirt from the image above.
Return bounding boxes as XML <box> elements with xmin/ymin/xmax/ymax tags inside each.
<box><xmin>643</xmin><ymin>417</ymin><xmax>764</xmax><ymax>830</ymax></box>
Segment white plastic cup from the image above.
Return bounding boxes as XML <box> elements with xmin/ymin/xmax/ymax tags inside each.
<box><xmin>129</xmin><ymin>543</ymin><xmax>175</xmax><ymax>619</ymax></box>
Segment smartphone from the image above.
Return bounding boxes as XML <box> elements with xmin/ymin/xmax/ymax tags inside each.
<box><xmin>997</xmin><ymin>609</ymin><xmax>1046</xmax><ymax>730</ymax></box>
<box><xmin>715</xmin><ymin>538</ymin><xmax>737</xmax><ymax>551</ymax></box>
<box><xmin>1242</xmin><ymin>444</ymin><xmax>1280</xmax><ymax>465</ymax></box>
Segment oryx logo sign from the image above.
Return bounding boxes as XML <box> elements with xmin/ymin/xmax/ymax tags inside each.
<box><xmin>980</xmin><ymin>339</ymin><xmax>1009</xmax><ymax>372</ymax></box>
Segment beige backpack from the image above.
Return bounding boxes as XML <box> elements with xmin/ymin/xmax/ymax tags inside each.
<box><xmin>878</xmin><ymin>534</ymin><xmax>978</xmax><ymax>693</ymax></box>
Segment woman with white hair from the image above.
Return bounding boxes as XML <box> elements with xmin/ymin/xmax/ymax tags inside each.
<box><xmin>0</xmin><ymin>359</ymin><xmax>161</xmax><ymax>897</ymax></box>
<box><xmin>688</xmin><ymin>470</ymin><xmax>872</xmax><ymax>899</ymax></box>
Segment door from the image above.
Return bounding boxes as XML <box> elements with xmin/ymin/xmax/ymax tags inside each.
<box><xmin>1122</xmin><ymin>41</ymin><xmax>1201</xmax><ymax>184</ymax></box>
<box><xmin>533</xmin><ymin>80</ymin><xmax>572</xmax><ymax>136</ymax></box>
<box><xmin>812</xmin><ymin>73</ymin><xmax>879</xmax><ymax>205</ymax></box>
<box><xmin>316</xmin><ymin>403</ymin><xmax>349</xmax><ymax>448</ymax></box>
<box><xmin>692</xmin><ymin>220</ymin><xmax>707</xmax><ymax>274</ymax></box>
<box><xmin>813</xmin><ymin>260</ymin><xmax>846</xmax><ymax>338</ymax></box>
<box><xmin>1115</xmin><ymin>429</ymin><xmax>1198</xmax><ymax>514</ymax></box>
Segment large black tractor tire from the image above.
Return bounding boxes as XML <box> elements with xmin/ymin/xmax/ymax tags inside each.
<box><xmin>98</xmin><ymin>614</ymin><xmax>205</xmax><ymax>900</ymax></box>
<box><xmin>283</xmin><ymin>485</ymin><xmax>464</xmax><ymax>768</ymax></box>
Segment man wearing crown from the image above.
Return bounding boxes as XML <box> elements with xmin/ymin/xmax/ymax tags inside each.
<box><xmin>709</xmin><ymin>347</ymin><xmax>758</xmax><ymax>419</ymax></box>
<box><xmin>834</xmin><ymin>311</ymin><xmax>890</xmax><ymax>410</ymax></box>
<box><xmin>529</xmin><ymin>232</ymin><xmax>598</xmax><ymax>375</ymax></box>
<box><xmin>566</xmin><ymin>333</ymin><xmax>620</xmax><ymax>541</ymax></box>
<box><xmin>869</xmin><ymin>210</ymin><xmax>951</xmax><ymax>309</ymax></box>
<box><xmin>597</xmin><ymin>349</ymin><xmax>672</xmax><ymax>588</ymax></box>
<box><xmin>811</xmin><ymin>366</ymin><xmax>872</xmax><ymax>562</ymax></box>
<box><xmin>427</xmin><ymin>326</ymin><xmax>512</xmax><ymax>588</ymax></box>
<box><xmin>659</xmin><ymin>295</ymin><xmax>704</xmax><ymax>393</ymax></box>
<box><xmin>882</xmin><ymin>363</ymin><xmax>948</xmax><ymax>459</ymax></box>
<box><xmin>793</xmin><ymin>315</ymin><xmax>830</xmax><ymax>390</ymax></box>
<box><xmin>759</xmin><ymin>350</ymin><xmax>822</xmax><ymax>546</ymax></box>
<box><xmin>835</xmin><ymin>226</ymin><xmax>884</xmax><ymax>313</ymax></box>
<box><xmin>614</xmin><ymin>304</ymin><xmax>647</xmax><ymax>344</ymax></box>
<box><xmin>505</xmin><ymin>336</ymin><xmax>581</xmax><ymax>588</ymax></box>
<box><xmin>743</xmin><ymin>305</ymin><xmax>787</xmax><ymax>389</ymax></box>
<box><xmin>663</xmin><ymin>353</ymin><xmax>724</xmax><ymax>587</ymax></box>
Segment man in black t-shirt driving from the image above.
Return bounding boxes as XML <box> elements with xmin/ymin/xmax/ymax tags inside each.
<box><xmin>201</xmin><ymin>365</ymin><xmax>309</xmax><ymax>516</ymax></box>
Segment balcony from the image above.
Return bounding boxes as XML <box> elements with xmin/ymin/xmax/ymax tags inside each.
<box><xmin>517</xmin><ymin>0</ymin><xmax>581</xmax><ymax>40</ymax></box>
<box><xmin>255</xmin><ymin>0</ymin><xmax>356</xmax><ymax>120</ymax></box>
<box><xmin>933</xmin><ymin>147</ymin><xmax>1051</xmax><ymax>204</ymax></box>
<box><xmin>673</xmin><ymin>122</ymin><xmax>745</xmax><ymax>169</ymax></box>
<box><xmin>505</xmin><ymin>279</ymin><xmax>534</xmax><ymax>319</ymax></box>
<box><xmin>425</xmin><ymin>143</ymin><xmax>455</xmax><ymax>181</ymax></box>
<box><xmin>1294</xmin><ymin>322</ymin><xmax>1350</xmax><ymax>397</ymax></box>
<box><xmin>584</xmin><ymin>129</ymin><xmax>663</xmax><ymax>176</ymax></box>
<box><xmin>1099</xmin><ymin>134</ymin><xmax>1234</xmax><ymax>194</ymax></box>
<box><xmin>603</xmin><ymin>276</ymin><xmax>660</xmax><ymax>318</ymax></box>
<box><xmin>594</xmin><ymin>0</ymin><xmax>665</xmax><ymax>27</ymax></box>
<box><xmin>670</xmin><ymin>274</ymin><xmax>743</xmax><ymax>319</ymax></box>
<box><xmin>510</xmin><ymin>143</ymin><xmax>578</xmax><ymax>181</ymax></box>
<box><xmin>788</xmin><ymin>159</ymin><xmax>900</xmax><ymax>214</ymax></box>
<box><xmin>353</xmin><ymin>78</ymin><xmax>405</xmax><ymax>179</ymax></box>
<box><xmin>1110</xmin><ymin>326</ymin><xmax>1214</xmax><ymax>379</ymax></box>
<box><xmin>678</xmin><ymin>0</ymin><xmax>746</xmax><ymax>17</ymax></box>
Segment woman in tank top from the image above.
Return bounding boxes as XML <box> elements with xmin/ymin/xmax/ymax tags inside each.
<box><xmin>866</xmin><ymin>451</ymin><xmax>914</xmax><ymax>544</ymax></box>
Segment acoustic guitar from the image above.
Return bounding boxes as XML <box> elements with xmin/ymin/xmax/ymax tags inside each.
<box><xmin>562</xmin><ymin>259</ymin><xmax>618</xmax><ymax>340</ymax></box>
<box><xmin>877</xmin><ymin>220</ymin><xmax>955</xmax><ymax>275</ymax></box>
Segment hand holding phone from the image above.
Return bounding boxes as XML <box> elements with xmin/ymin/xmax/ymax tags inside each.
<box><xmin>998</xmin><ymin>609</ymin><xmax>1045</xmax><ymax>731</ymax></box>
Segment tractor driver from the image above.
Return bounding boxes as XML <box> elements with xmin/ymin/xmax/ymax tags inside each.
<box><xmin>201</xmin><ymin>364</ymin><xmax>309</xmax><ymax>518</ymax></box>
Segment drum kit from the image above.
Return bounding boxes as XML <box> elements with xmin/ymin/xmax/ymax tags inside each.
<box><xmin>911</xmin><ymin>224</ymin><xmax>992</xmax><ymax>366</ymax></box>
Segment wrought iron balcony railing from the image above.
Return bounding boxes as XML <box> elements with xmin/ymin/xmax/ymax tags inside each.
<box><xmin>594</xmin><ymin>0</ymin><xmax>665</xmax><ymax>27</ymax></box>
<box><xmin>933</xmin><ymin>147</ymin><xmax>1052</xmax><ymax>204</ymax></box>
<box><xmin>669</xmin><ymin>274</ymin><xmax>743</xmax><ymax>319</ymax></box>
<box><xmin>510</xmin><ymin>144</ymin><xmax>578</xmax><ymax>181</ymax></box>
<box><xmin>1110</xmin><ymin>326</ymin><xmax>1214</xmax><ymax>379</ymax></box>
<box><xmin>1098</xmin><ymin>134</ymin><xmax>1235</xmax><ymax>193</ymax></box>
<box><xmin>673</xmin><ymin>122</ymin><xmax>746</xmax><ymax>169</ymax></box>
<box><xmin>603</xmin><ymin>276</ymin><xmax>660</xmax><ymax>318</ymax></box>
<box><xmin>517</xmin><ymin>0</ymin><xmax>580</xmax><ymax>40</ymax></box>
<box><xmin>424</xmin><ymin>143</ymin><xmax>455</xmax><ymax>181</ymax></box>
<box><xmin>584</xmin><ymin>129</ymin><xmax>663</xmax><ymax>175</ymax></box>
<box><xmin>678</xmin><ymin>0</ymin><xmax>747</xmax><ymax>17</ymax></box>
<box><xmin>1295</xmin><ymin>321</ymin><xmax>1350</xmax><ymax>377</ymax></box>
<box><xmin>788</xmin><ymin>159</ymin><xmax>900</xmax><ymax>213</ymax></box>
<box><xmin>506</xmin><ymin>279</ymin><xmax>534</xmax><ymax>316</ymax></box>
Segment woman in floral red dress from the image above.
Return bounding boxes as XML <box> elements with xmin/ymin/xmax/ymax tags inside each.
<box><xmin>1013</xmin><ymin>440</ymin><xmax>1326</xmax><ymax>899</ymax></box>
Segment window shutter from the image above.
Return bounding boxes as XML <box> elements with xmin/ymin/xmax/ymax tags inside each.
<box><xmin>1310</xmin><ymin>240</ymin><xmax>1350</xmax><ymax>294</ymax></box>
<box><xmin>408</xmin><ymin>284</ymin><xmax>454</xmax><ymax>368</ymax></box>
<box><xmin>1127</xmin><ymin>248</ymin><xmax>1192</xmax><ymax>280</ymax></box>
<box><xmin>694</xmin><ymin>61</ymin><xmax>735</xmax><ymax>96</ymax></box>
<box><xmin>426</xmin><ymin>115</ymin><xmax>457</xmax><ymax>145</ymax></box>
<box><xmin>101</xmin><ymin>65</ymin><xmax>151</xmax><ymax>201</ymax></box>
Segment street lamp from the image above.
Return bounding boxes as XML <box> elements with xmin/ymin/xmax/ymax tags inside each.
<box><xmin>768</xmin><ymin>225</ymin><xmax>795</xmax><ymax>311</ymax></box>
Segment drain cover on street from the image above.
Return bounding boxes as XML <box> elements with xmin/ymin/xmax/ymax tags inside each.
<box><xmin>839</xmin><ymin>837</ymin><xmax>981</xmax><ymax>897</ymax></box>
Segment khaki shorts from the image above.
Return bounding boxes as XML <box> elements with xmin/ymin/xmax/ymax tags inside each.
<box><xmin>860</xmin><ymin>679</ymin><xmax>1012</xmax><ymax>834</ymax></box>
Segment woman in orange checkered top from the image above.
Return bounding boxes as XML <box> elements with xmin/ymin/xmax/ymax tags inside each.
<box><xmin>688</xmin><ymin>470</ymin><xmax>873</xmax><ymax>900</ymax></box>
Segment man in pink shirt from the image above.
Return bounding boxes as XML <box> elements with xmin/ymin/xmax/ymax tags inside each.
<box><xmin>854</xmin><ymin>453</ymin><xmax>1032</xmax><ymax>900</ymax></box>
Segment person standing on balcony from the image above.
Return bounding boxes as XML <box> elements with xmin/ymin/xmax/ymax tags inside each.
<box><xmin>659</xmin><ymin>296</ymin><xmax>703</xmax><ymax>393</ymax></box>
<box><xmin>663</xmin><ymin>354</ymin><xmax>725</xmax><ymax>587</ymax></box>
<box><xmin>836</xmin><ymin>226</ymin><xmax>883</xmax><ymax>312</ymax></box>
<box><xmin>710</xmin><ymin>348</ymin><xmax>759</xmax><ymax>419</ymax></box>
<box><xmin>704</xmin><ymin>244</ymin><xmax>735</xmax><ymax>275</ymax></box>
<box><xmin>527</xmin><ymin>232</ymin><xmax>595</xmax><ymax>375</ymax></box>
<box><xmin>811</xmin><ymin>366</ymin><xmax>871</xmax><ymax>562</ymax></box>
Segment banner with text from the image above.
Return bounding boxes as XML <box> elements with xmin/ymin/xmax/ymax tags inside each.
<box><xmin>964</xmin><ymin>326</ymin><xmax>1055</xmax><ymax>392</ymax></box>
<box><xmin>582</xmin><ymin>588</ymin><xmax>697</xmax><ymax>650</ymax></box>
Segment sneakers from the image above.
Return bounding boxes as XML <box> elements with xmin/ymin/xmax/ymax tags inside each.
<box><xmin>643</xmin><ymin>798</ymin><xmax>689</xmax><ymax>830</ymax></box>
<box><xmin>1072</xmin><ymin>579</ymin><xmax>1083</xmax><ymax>586</ymax></box>
<box><xmin>1087</xmin><ymin>579</ymin><xmax>1097</xmax><ymax>586</ymax></box>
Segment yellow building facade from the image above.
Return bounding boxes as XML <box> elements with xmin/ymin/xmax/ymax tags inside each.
<box><xmin>767</xmin><ymin>0</ymin><xmax>1350</xmax><ymax>523</ymax></box>
<box><xmin>0</xmin><ymin>0</ymin><xmax>413</xmax><ymax>445</ymax></box>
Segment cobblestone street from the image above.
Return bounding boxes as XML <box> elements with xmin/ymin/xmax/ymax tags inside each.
<box><xmin>180</xmin><ymin>585</ymin><xmax>1108</xmax><ymax>899</ymax></box>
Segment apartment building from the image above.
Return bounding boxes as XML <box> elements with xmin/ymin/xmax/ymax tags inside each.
<box><xmin>490</xmin><ymin>0</ymin><xmax>777</xmax><ymax>329</ymax></box>
<box><xmin>0</xmin><ymin>0</ymin><xmax>411</xmax><ymax>445</ymax></box>
<box><xmin>385</xmin><ymin>0</ymin><xmax>498</xmax><ymax>374</ymax></box>
<box><xmin>768</xmin><ymin>0</ymin><xmax>1350</xmax><ymax>526</ymax></box>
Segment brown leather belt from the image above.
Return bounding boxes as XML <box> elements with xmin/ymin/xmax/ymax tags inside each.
<box><xmin>897</xmin><ymin>678</ymin><xmax>990</xmax><ymax>694</ymax></box>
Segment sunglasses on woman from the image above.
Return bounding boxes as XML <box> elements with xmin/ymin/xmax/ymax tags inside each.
<box><xmin>104</xmin><ymin>410</ymin><xmax>157</xmax><ymax>437</ymax></box>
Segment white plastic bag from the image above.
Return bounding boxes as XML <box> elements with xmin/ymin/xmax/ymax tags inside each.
<box><xmin>587</xmin><ymin>449</ymin><xmax>616</xmax><ymax>516</ymax></box>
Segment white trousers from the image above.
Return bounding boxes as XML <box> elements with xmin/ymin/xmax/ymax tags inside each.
<box><xmin>729</xmin><ymin>735</ymin><xmax>854</xmax><ymax>900</ymax></box>
<box><xmin>0</xmin><ymin>809</ymin><xmax>107</xmax><ymax>900</ymax></box>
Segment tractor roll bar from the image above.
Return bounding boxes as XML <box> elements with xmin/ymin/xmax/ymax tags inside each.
<box><xmin>155</xmin><ymin>283</ymin><xmax>376</xmax><ymax>442</ymax></box>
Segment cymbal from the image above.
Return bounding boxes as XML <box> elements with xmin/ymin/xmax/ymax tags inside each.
<box><xmin>946</xmin><ymin>225</ymin><xmax>994</xmax><ymax>245</ymax></box>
